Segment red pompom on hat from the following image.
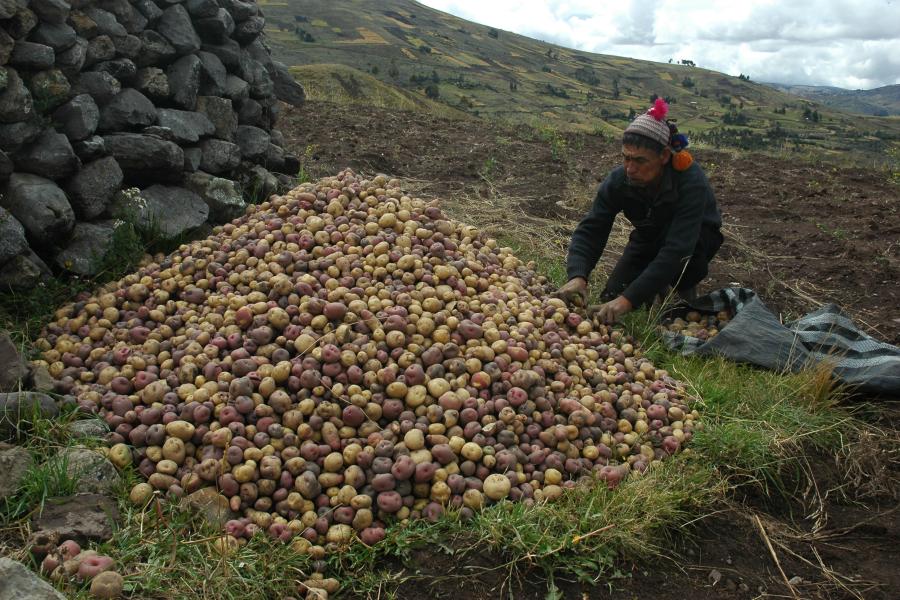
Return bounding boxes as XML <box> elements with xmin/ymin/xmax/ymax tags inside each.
<box><xmin>624</xmin><ymin>98</ymin><xmax>672</xmax><ymax>148</ymax></box>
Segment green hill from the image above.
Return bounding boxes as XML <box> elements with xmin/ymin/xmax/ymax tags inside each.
<box><xmin>262</xmin><ymin>0</ymin><xmax>900</xmax><ymax>160</ymax></box>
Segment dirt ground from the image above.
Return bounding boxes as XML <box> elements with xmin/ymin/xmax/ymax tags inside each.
<box><xmin>278</xmin><ymin>101</ymin><xmax>900</xmax><ymax>599</ymax></box>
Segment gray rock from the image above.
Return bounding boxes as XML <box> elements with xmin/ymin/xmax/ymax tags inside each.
<box><xmin>54</xmin><ymin>220</ymin><xmax>124</xmax><ymax>275</ymax></box>
<box><xmin>0</xmin><ymin>151</ymin><xmax>11</xmax><ymax>182</ymax></box>
<box><xmin>112</xmin><ymin>184</ymin><xmax>208</xmax><ymax>238</ymax></box>
<box><xmin>93</xmin><ymin>57</ymin><xmax>136</xmax><ymax>84</ymax></box>
<box><xmin>58</xmin><ymin>446</ymin><xmax>120</xmax><ymax>494</ymax></box>
<box><xmin>269</xmin><ymin>62</ymin><xmax>306</xmax><ymax>106</ymax></box>
<box><xmin>30</xmin><ymin>0</ymin><xmax>70</xmax><ymax>24</ymax></box>
<box><xmin>220</xmin><ymin>0</ymin><xmax>257</xmax><ymax>22</ymax></box>
<box><xmin>236</xmin><ymin>97</ymin><xmax>263</xmax><ymax>127</ymax></box>
<box><xmin>98</xmin><ymin>87</ymin><xmax>156</xmax><ymax>132</ymax></box>
<box><xmin>96</xmin><ymin>0</ymin><xmax>146</xmax><ymax>34</ymax></box>
<box><xmin>200</xmin><ymin>38</ymin><xmax>240</xmax><ymax>70</ymax></box>
<box><xmin>54</xmin><ymin>37</ymin><xmax>87</xmax><ymax>78</ymax></box>
<box><xmin>133</xmin><ymin>0</ymin><xmax>162</xmax><ymax>24</ymax></box>
<box><xmin>67</xmin><ymin>9</ymin><xmax>99</xmax><ymax>38</ymax></box>
<box><xmin>185</xmin><ymin>172</ymin><xmax>245</xmax><ymax>222</ymax></box>
<box><xmin>196</xmin><ymin>95</ymin><xmax>235</xmax><ymax>140</ymax></box>
<box><xmin>0</xmin><ymin>392</ymin><xmax>59</xmax><ymax>438</ymax></box>
<box><xmin>84</xmin><ymin>34</ymin><xmax>116</xmax><ymax>67</ymax></box>
<box><xmin>72</xmin><ymin>135</ymin><xmax>105</xmax><ymax>161</ymax></box>
<box><xmin>166</xmin><ymin>53</ymin><xmax>200</xmax><ymax>110</ymax></box>
<box><xmin>195</xmin><ymin>8</ymin><xmax>234</xmax><ymax>44</ymax></box>
<box><xmin>65</xmin><ymin>156</ymin><xmax>122</xmax><ymax>219</ymax></box>
<box><xmin>197</xmin><ymin>50</ymin><xmax>226</xmax><ymax>96</ymax></box>
<box><xmin>53</xmin><ymin>93</ymin><xmax>99</xmax><ymax>141</ymax></box>
<box><xmin>183</xmin><ymin>487</ymin><xmax>236</xmax><ymax>528</ymax></box>
<box><xmin>10</xmin><ymin>41</ymin><xmax>55</xmax><ymax>70</ymax></box>
<box><xmin>6</xmin><ymin>7</ymin><xmax>39</xmax><ymax>40</ymax></box>
<box><xmin>159</xmin><ymin>4</ymin><xmax>200</xmax><ymax>55</ymax></box>
<box><xmin>0</xmin><ymin>332</ymin><xmax>29</xmax><ymax>393</ymax></box>
<box><xmin>235</xmin><ymin>125</ymin><xmax>269</xmax><ymax>161</ymax></box>
<box><xmin>0</xmin><ymin>173</ymin><xmax>74</xmax><ymax>245</ymax></box>
<box><xmin>269</xmin><ymin>128</ymin><xmax>285</xmax><ymax>147</ymax></box>
<box><xmin>72</xmin><ymin>70</ymin><xmax>120</xmax><ymax>105</ymax></box>
<box><xmin>265</xmin><ymin>143</ymin><xmax>285</xmax><ymax>172</ymax></box>
<box><xmin>0</xmin><ymin>252</ymin><xmax>49</xmax><ymax>292</ymax></box>
<box><xmin>0</xmin><ymin>29</ymin><xmax>12</xmax><ymax>66</ymax></box>
<box><xmin>103</xmin><ymin>133</ymin><xmax>183</xmax><ymax>183</ymax></box>
<box><xmin>156</xmin><ymin>108</ymin><xmax>214</xmax><ymax>144</ymax></box>
<box><xmin>199</xmin><ymin>138</ymin><xmax>240</xmax><ymax>175</ymax></box>
<box><xmin>28</xmin><ymin>69</ymin><xmax>71</xmax><ymax>112</ymax></box>
<box><xmin>186</xmin><ymin>0</ymin><xmax>217</xmax><ymax>18</ymax></box>
<box><xmin>0</xmin><ymin>120</ymin><xmax>43</xmax><ymax>153</ymax></box>
<box><xmin>28</xmin><ymin>364</ymin><xmax>55</xmax><ymax>393</ymax></box>
<box><xmin>140</xmin><ymin>125</ymin><xmax>174</xmax><ymax>141</ymax></box>
<box><xmin>0</xmin><ymin>0</ymin><xmax>20</xmax><ymax>20</ymax></box>
<box><xmin>0</xmin><ymin>207</ymin><xmax>28</xmax><ymax>266</ymax></box>
<box><xmin>134</xmin><ymin>67</ymin><xmax>169</xmax><ymax>101</ymax></box>
<box><xmin>82</xmin><ymin>6</ymin><xmax>126</xmax><ymax>37</ymax></box>
<box><xmin>68</xmin><ymin>419</ymin><xmax>108</xmax><ymax>439</ymax></box>
<box><xmin>183</xmin><ymin>147</ymin><xmax>201</xmax><ymax>171</ymax></box>
<box><xmin>242</xmin><ymin>165</ymin><xmax>277</xmax><ymax>203</ymax></box>
<box><xmin>113</xmin><ymin>34</ymin><xmax>142</xmax><ymax>59</ymax></box>
<box><xmin>234</xmin><ymin>15</ymin><xmax>264</xmax><ymax>45</ymax></box>
<box><xmin>13</xmin><ymin>129</ymin><xmax>80</xmax><ymax>180</ymax></box>
<box><xmin>0</xmin><ymin>557</ymin><xmax>66</xmax><ymax>600</ymax></box>
<box><xmin>246</xmin><ymin>59</ymin><xmax>274</xmax><ymax>99</ymax></box>
<box><xmin>0</xmin><ymin>68</ymin><xmax>34</xmax><ymax>123</ymax></box>
<box><xmin>223</xmin><ymin>74</ymin><xmax>249</xmax><ymax>102</ymax></box>
<box><xmin>136</xmin><ymin>30</ymin><xmax>176</xmax><ymax>67</ymax></box>
<box><xmin>0</xmin><ymin>445</ymin><xmax>33</xmax><ymax>500</ymax></box>
<box><xmin>31</xmin><ymin>493</ymin><xmax>119</xmax><ymax>545</ymax></box>
<box><xmin>29</xmin><ymin>22</ymin><xmax>76</xmax><ymax>51</ymax></box>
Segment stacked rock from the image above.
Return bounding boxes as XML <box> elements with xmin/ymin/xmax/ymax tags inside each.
<box><xmin>0</xmin><ymin>0</ymin><xmax>305</xmax><ymax>287</ymax></box>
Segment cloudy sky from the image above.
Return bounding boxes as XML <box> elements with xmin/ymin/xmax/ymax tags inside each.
<box><xmin>417</xmin><ymin>0</ymin><xmax>900</xmax><ymax>90</ymax></box>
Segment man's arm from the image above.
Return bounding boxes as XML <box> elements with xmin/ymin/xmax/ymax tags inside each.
<box><xmin>621</xmin><ymin>169</ymin><xmax>712</xmax><ymax>306</ymax></box>
<box><xmin>566</xmin><ymin>173</ymin><xmax>620</xmax><ymax>281</ymax></box>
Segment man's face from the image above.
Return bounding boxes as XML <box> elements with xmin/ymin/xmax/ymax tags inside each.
<box><xmin>622</xmin><ymin>144</ymin><xmax>671</xmax><ymax>187</ymax></box>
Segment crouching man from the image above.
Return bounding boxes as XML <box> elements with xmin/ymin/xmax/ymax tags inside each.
<box><xmin>558</xmin><ymin>99</ymin><xmax>723</xmax><ymax>324</ymax></box>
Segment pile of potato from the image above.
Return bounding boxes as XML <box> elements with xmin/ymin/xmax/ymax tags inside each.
<box><xmin>34</xmin><ymin>170</ymin><xmax>698</xmax><ymax>554</ymax></box>
<box><xmin>661</xmin><ymin>310</ymin><xmax>732</xmax><ymax>342</ymax></box>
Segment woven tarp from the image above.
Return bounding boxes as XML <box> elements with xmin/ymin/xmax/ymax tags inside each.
<box><xmin>661</xmin><ymin>288</ymin><xmax>900</xmax><ymax>396</ymax></box>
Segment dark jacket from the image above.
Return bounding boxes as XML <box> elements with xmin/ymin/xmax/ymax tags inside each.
<box><xmin>566</xmin><ymin>161</ymin><xmax>721</xmax><ymax>306</ymax></box>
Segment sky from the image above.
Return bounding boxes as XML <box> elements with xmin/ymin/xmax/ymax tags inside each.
<box><xmin>417</xmin><ymin>0</ymin><xmax>900</xmax><ymax>90</ymax></box>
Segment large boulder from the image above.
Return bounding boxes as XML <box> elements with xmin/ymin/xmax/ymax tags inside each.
<box><xmin>195</xmin><ymin>8</ymin><xmax>234</xmax><ymax>44</ymax></box>
<box><xmin>159</xmin><ymin>4</ymin><xmax>200</xmax><ymax>55</ymax></box>
<box><xmin>0</xmin><ymin>207</ymin><xmax>28</xmax><ymax>266</ymax></box>
<box><xmin>185</xmin><ymin>171</ymin><xmax>245</xmax><ymax>222</ymax></box>
<box><xmin>0</xmin><ymin>332</ymin><xmax>29</xmax><ymax>394</ymax></box>
<box><xmin>29</xmin><ymin>0</ymin><xmax>70</xmax><ymax>24</ymax></box>
<box><xmin>0</xmin><ymin>557</ymin><xmax>66</xmax><ymax>600</ymax></box>
<box><xmin>235</xmin><ymin>124</ymin><xmax>269</xmax><ymax>161</ymax></box>
<box><xmin>103</xmin><ymin>133</ymin><xmax>183</xmax><ymax>183</ymax></box>
<box><xmin>5</xmin><ymin>7</ymin><xmax>38</xmax><ymax>40</ymax></box>
<box><xmin>197</xmin><ymin>50</ymin><xmax>226</xmax><ymax>96</ymax></box>
<box><xmin>95</xmin><ymin>0</ymin><xmax>147</xmax><ymax>34</ymax></box>
<box><xmin>0</xmin><ymin>251</ymin><xmax>51</xmax><ymax>292</ymax></box>
<box><xmin>54</xmin><ymin>220</ymin><xmax>125</xmax><ymax>276</ymax></box>
<box><xmin>196</xmin><ymin>95</ymin><xmax>236</xmax><ymax>140</ymax></box>
<box><xmin>29</xmin><ymin>22</ymin><xmax>76</xmax><ymax>51</ymax></box>
<box><xmin>10</xmin><ymin>41</ymin><xmax>55</xmax><ymax>70</ymax></box>
<box><xmin>55</xmin><ymin>37</ymin><xmax>88</xmax><ymax>78</ymax></box>
<box><xmin>65</xmin><ymin>156</ymin><xmax>122</xmax><ymax>219</ymax></box>
<box><xmin>93</xmin><ymin>57</ymin><xmax>137</xmax><ymax>84</ymax></box>
<box><xmin>71</xmin><ymin>135</ymin><xmax>105</xmax><ymax>162</ymax></box>
<box><xmin>220</xmin><ymin>0</ymin><xmax>257</xmax><ymax>22</ymax></box>
<box><xmin>133</xmin><ymin>0</ymin><xmax>162</xmax><ymax>24</ymax></box>
<box><xmin>84</xmin><ymin>33</ymin><xmax>116</xmax><ymax>67</ymax></box>
<box><xmin>30</xmin><ymin>493</ymin><xmax>120</xmax><ymax>546</ymax></box>
<box><xmin>234</xmin><ymin>15</ymin><xmax>264</xmax><ymax>45</ymax></box>
<box><xmin>269</xmin><ymin>61</ymin><xmax>305</xmax><ymax>107</ymax></box>
<box><xmin>53</xmin><ymin>93</ymin><xmax>99</xmax><ymax>141</ymax></box>
<box><xmin>199</xmin><ymin>138</ymin><xmax>240</xmax><ymax>174</ymax></box>
<box><xmin>156</xmin><ymin>108</ymin><xmax>214</xmax><ymax>144</ymax></box>
<box><xmin>113</xmin><ymin>34</ymin><xmax>141</xmax><ymax>60</ymax></box>
<box><xmin>72</xmin><ymin>70</ymin><xmax>120</xmax><ymax>105</ymax></box>
<box><xmin>82</xmin><ymin>6</ymin><xmax>127</xmax><ymax>38</ymax></box>
<box><xmin>13</xmin><ymin>129</ymin><xmax>80</xmax><ymax>180</ymax></box>
<box><xmin>0</xmin><ymin>391</ymin><xmax>59</xmax><ymax>437</ymax></box>
<box><xmin>223</xmin><ymin>74</ymin><xmax>248</xmax><ymax>101</ymax></box>
<box><xmin>200</xmin><ymin>38</ymin><xmax>240</xmax><ymax>70</ymax></box>
<box><xmin>0</xmin><ymin>120</ymin><xmax>43</xmax><ymax>153</ymax></box>
<box><xmin>136</xmin><ymin>30</ymin><xmax>176</xmax><ymax>67</ymax></box>
<box><xmin>67</xmin><ymin>9</ymin><xmax>99</xmax><ymax>38</ymax></box>
<box><xmin>0</xmin><ymin>0</ymin><xmax>20</xmax><ymax>20</ymax></box>
<box><xmin>111</xmin><ymin>184</ymin><xmax>208</xmax><ymax>238</ymax></box>
<box><xmin>166</xmin><ymin>53</ymin><xmax>200</xmax><ymax>110</ymax></box>
<box><xmin>134</xmin><ymin>67</ymin><xmax>169</xmax><ymax>101</ymax></box>
<box><xmin>28</xmin><ymin>68</ymin><xmax>71</xmax><ymax>112</ymax></box>
<box><xmin>0</xmin><ymin>173</ymin><xmax>75</xmax><ymax>245</ymax></box>
<box><xmin>0</xmin><ymin>68</ymin><xmax>33</xmax><ymax>123</ymax></box>
<box><xmin>98</xmin><ymin>87</ymin><xmax>156</xmax><ymax>132</ymax></box>
<box><xmin>58</xmin><ymin>446</ymin><xmax>120</xmax><ymax>494</ymax></box>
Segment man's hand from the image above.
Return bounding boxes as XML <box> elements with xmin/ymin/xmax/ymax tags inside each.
<box><xmin>589</xmin><ymin>295</ymin><xmax>633</xmax><ymax>325</ymax></box>
<box><xmin>555</xmin><ymin>277</ymin><xmax>588</xmax><ymax>308</ymax></box>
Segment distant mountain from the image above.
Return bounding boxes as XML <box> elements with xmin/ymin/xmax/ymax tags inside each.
<box><xmin>763</xmin><ymin>83</ymin><xmax>900</xmax><ymax>116</ymax></box>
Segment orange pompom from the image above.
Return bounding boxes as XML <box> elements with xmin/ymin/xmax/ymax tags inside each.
<box><xmin>672</xmin><ymin>150</ymin><xmax>693</xmax><ymax>171</ymax></box>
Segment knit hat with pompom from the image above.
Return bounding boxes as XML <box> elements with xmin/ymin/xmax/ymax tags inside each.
<box><xmin>624</xmin><ymin>98</ymin><xmax>671</xmax><ymax>147</ymax></box>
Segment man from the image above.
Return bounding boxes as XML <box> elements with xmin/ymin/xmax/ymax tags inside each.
<box><xmin>557</xmin><ymin>99</ymin><xmax>723</xmax><ymax>324</ymax></box>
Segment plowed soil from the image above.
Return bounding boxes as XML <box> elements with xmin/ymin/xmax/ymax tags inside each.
<box><xmin>278</xmin><ymin>100</ymin><xmax>899</xmax><ymax>600</ymax></box>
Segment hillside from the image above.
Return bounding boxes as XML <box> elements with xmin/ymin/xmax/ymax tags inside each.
<box><xmin>765</xmin><ymin>83</ymin><xmax>900</xmax><ymax>117</ymax></box>
<box><xmin>261</xmin><ymin>0</ymin><xmax>900</xmax><ymax>161</ymax></box>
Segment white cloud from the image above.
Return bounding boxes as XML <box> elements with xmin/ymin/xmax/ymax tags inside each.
<box><xmin>417</xmin><ymin>0</ymin><xmax>900</xmax><ymax>89</ymax></box>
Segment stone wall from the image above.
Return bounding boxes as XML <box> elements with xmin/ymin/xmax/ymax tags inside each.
<box><xmin>0</xmin><ymin>0</ymin><xmax>304</xmax><ymax>287</ymax></box>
